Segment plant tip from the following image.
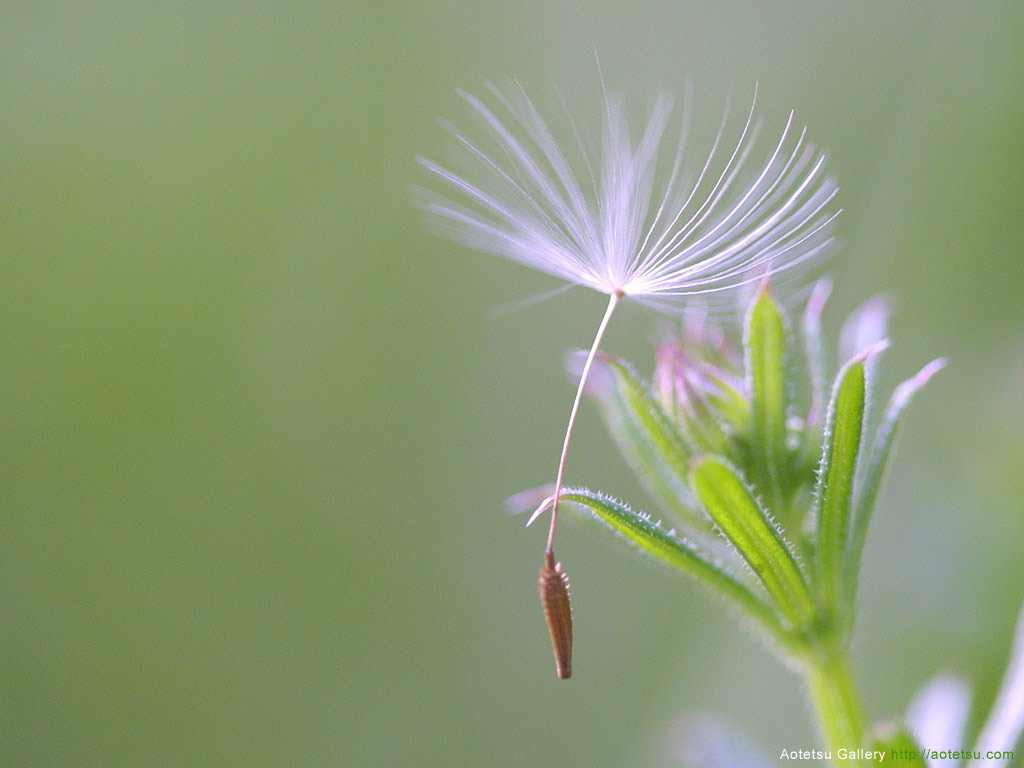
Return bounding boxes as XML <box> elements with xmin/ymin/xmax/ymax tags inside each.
<box><xmin>525</xmin><ymin>495</ymin><xmax>554</xmax><ymax>528</ymax></box>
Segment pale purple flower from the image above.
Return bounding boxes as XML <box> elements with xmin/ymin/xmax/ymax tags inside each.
<box><xmin>417</xmin><ymin>83</ymin><xmax>838</xmax><ymax>309</ymax></box>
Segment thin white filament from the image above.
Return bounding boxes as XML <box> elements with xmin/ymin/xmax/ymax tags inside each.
<box><xmin>546</xmin><ymin>291</ymin><xmax>620</xmax><ymax>553</ymax></box>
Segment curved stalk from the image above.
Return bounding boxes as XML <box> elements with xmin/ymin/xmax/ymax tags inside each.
<box><xmin>545</xmin><ymin>290</ymin><xmax>621</xmax><ymax>554</ymax></box>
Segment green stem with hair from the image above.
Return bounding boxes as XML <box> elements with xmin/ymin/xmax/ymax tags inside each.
<box><xmin>804</xmin><ymin>643</ymin><xmax>866</xmax><ymax>766</ymax></box>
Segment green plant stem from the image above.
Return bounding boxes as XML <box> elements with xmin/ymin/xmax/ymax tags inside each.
<box><xmin>804</xmin><ymin>647</ymin><xmax>865</xmax><ymax>766</ymax></box>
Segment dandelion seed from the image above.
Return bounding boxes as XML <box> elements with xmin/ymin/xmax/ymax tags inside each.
<box><xmin>417</xmin><ymin>81</ymin><xmax>838</xmax><ymax>677</ymax></box>
<box><xmin>538</xmin><ymin>550</ymin><xmax>573</xmax><ymax>679</ymax></box>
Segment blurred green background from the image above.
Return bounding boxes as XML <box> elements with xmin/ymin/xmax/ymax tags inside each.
<box><xmin>1</xmin><ymin>2</ymin><xmax>1022</xmax><ymax>766</ymax></box>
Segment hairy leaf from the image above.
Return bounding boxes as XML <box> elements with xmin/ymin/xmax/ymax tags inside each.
<box><xmin>582</xmin><ymin>352</ymin><xmax>708</xmax><ymax>530</ymax></box>
<box><xmin>745</xmin><ymin>287</ymin><xmax>790</xmax><ymax>514</ymax></box>
<box><xmin>691</xmin><ymin>458</ymin><xmax>815</xmax><ymax>630</ymax></box>
<box><xmin>701</xmin><ymin>365</ymin><xmax>751</xmax><ymax>433</ymax></box>
<box><xmin>843</xmin><ymin>359</ymin><xmax>946</xmax><ymax>612</ymax></box>
<box><xmin>557</xmin><ymin>488</ymin><xmax>792</xmax><ymax>645</ymax></box>
<box><xmin>815</xmin><ymin>344</ymin><xmax>884</xmax><ymax>617</ymax></box>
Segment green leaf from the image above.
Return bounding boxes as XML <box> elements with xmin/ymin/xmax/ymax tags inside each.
<box><xmin>843</xmin><ymin>359</ymin><xmax>946</xmax><ymax>613</ymax></box>
<box><xmin>557</xmin><ymin>488</ymin><xmax>793</xmax><ymax>647</ymax></box>
<box><xmin>701</xmin><ymin>366</ymin><xmax>751</xmax><ymax>433</ymax></box>
<box><xmin>868</xmin><ymin>724</ymin><xmax>927</xmax><ymax>767</ymax></box>
<box><xmin>814</xmin><ymin>344</ymin><xmax>882</xmax><ymax>618</ymax></box>
<box><xmin>745</xmin><ymin>286</ymin><xmax>790</xmax><ymax>513</ymax></box>
<box><xmin>691</xmin><ymin>458</ymin><xmax>815</xmax><ymax>630</ymax></box>
<box><xmin>676</xmin><ymin>373</ymin><xmax>730</xmax><ymax>456</ymax></box>
<box><xmin>584</xmin><ymin>352</ymin><xmax>709</xmax><ymax>531</ymax></box>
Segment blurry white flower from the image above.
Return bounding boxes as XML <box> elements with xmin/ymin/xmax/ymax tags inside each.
<box><xmin>670</xmin><ymin>712</ymin><xmax>772</xmax><ymax>768</ymax></box>
<box><xmin>907</xmin><ymin>674</ymin><xmax>972</xmax><ymax>767</ymax></box>
<box><xmin>417</xmin><ymin>83</ymin><xmax>838</xmax><ymax>309</ymax></box>
<box><xmin>907</xmin><ymin>599</ymin><xmax>1024</xmax><ymax>768</ymax></box>
<box><xmin>971</xmin><ymin>599</ymin><xmax>1024</xmax><ymax>767</ymax></box>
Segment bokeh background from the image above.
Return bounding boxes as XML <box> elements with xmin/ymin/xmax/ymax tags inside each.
<box><xmin>2</xmin><ymin>3</ymin><xmax>1022</xmax><ymax>766</ymax></box>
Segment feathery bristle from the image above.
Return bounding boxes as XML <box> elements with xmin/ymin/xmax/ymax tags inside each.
<box><xmin>418</xmin><ymin>84</ymin><xmax>838</xmax><ymax>308</ymax></box>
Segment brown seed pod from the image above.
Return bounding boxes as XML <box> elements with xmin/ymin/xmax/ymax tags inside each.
<box><xmin>538</xmin><ymin>550</ymin><xmax>573</xmax><ymax>679</ymax></box>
